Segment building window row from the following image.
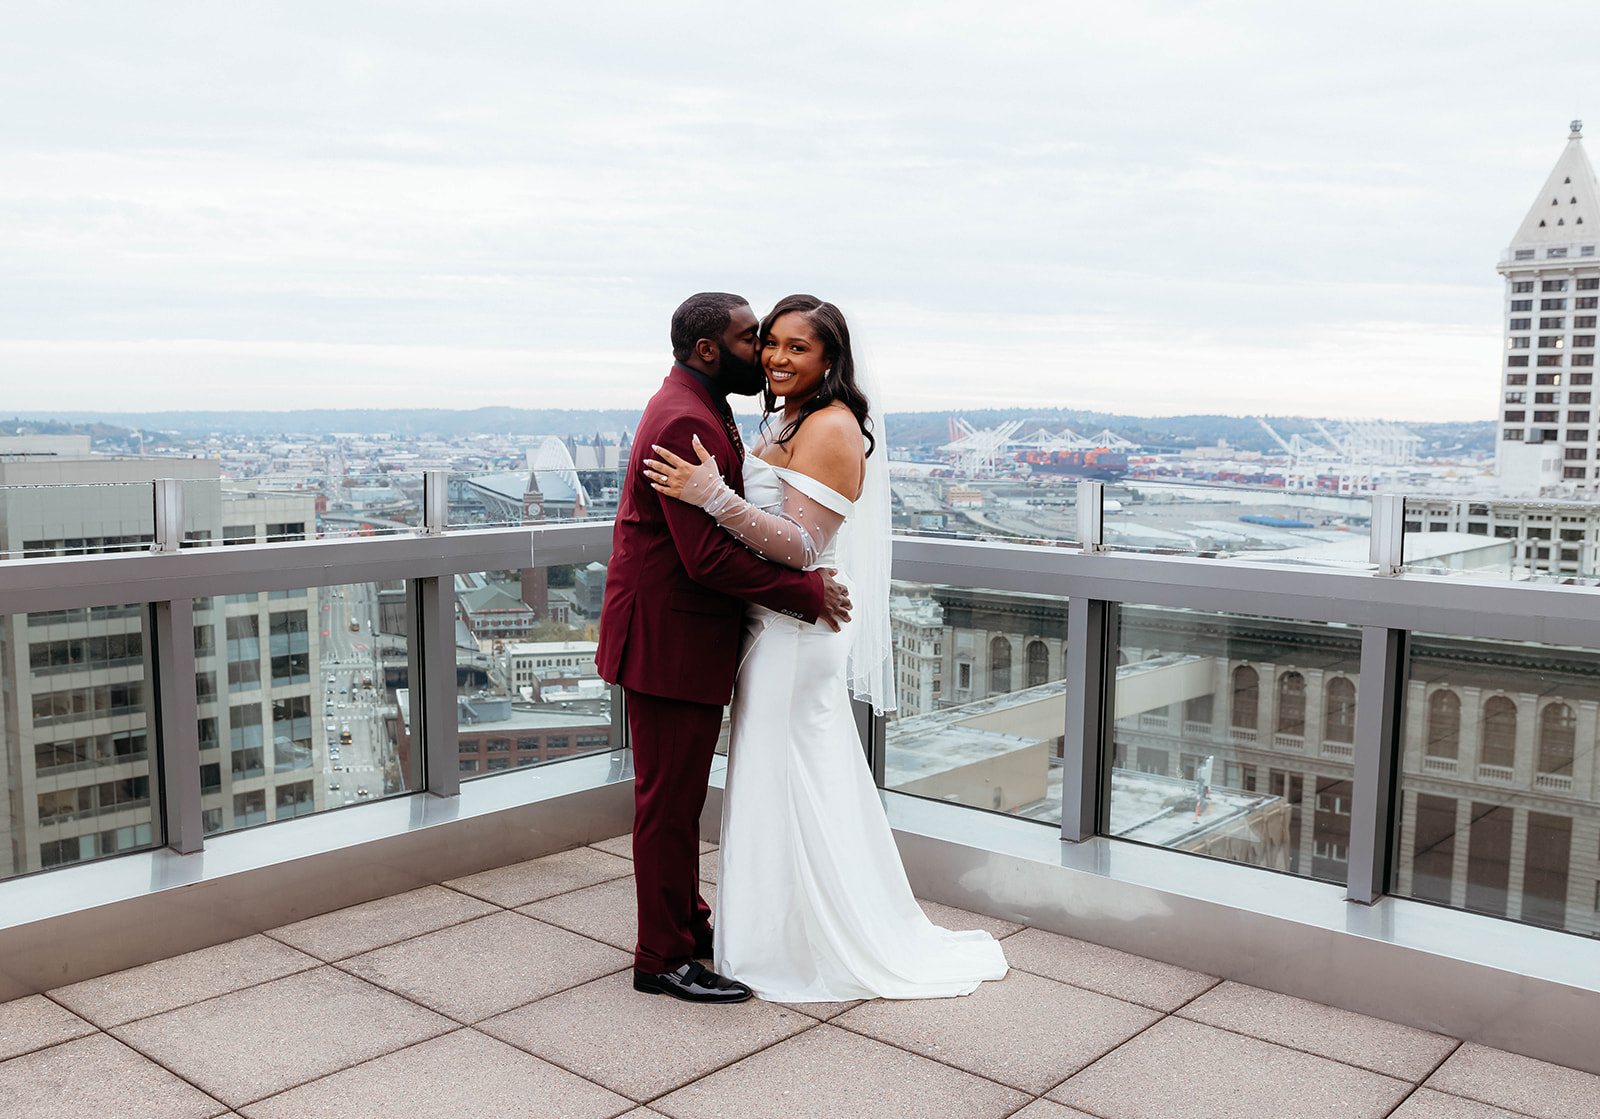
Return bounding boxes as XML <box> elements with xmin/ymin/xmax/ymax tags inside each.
<box><xmin>28</xmin><ymin>633</ymin><xmax>144</xmax><ymax>675</ymax></box>
<box><xmin>36</xmin><ymin>776</ymin><xmax>151</xmax><ymax>825</ymax></box>
<box><xmin>1227</xmin><ymin>666</ymin><xmax>1355</xmax><ymax>744</ymax></box>
<box><xmin>32</xmin><ymin>682</ymin><xmax>144</xmax><ymax>726</ymax></box>
<box><xmin>34</xmin><ymin>730</ymin><xmax>147</xmax><ymax>774</ymax></box>
<box><xmin>39</xmin><ymin>824</ymin><xmax>153</xmax><ymax>869</ymax></box>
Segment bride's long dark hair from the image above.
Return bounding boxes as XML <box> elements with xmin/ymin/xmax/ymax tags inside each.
<box><xmin>759</xmin><ymin>294</ymin><xmax>876</xmax><ymax>458</ymax></box>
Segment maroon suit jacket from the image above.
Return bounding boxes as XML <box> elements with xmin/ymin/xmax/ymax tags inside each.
<box><xmin>597</xmin><ymin>366</ymin><xmax>825</xmax><ymax>706</ymax></box>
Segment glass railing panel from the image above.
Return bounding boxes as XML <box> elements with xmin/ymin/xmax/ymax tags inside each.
<box><xmin>317</xmin><ymin>470</ymin><xmax>424</xmax><ymax>539</ymax></box>
<box><xmin>0</xmin><ymin>482</ymin><xmax>157</xmax><ymax>560</ymax></box>
<box><xmin>888</xmin><ymin>473</ymin><xmax>1080</xmax><ymax>546</ymax></box>
<box><xmin>1394</xmin><ymin>633</ymin><xmax>1600</xmax><ymax>938</ymax></box>
<box><xmin>882</xmin><ymin>581</ymin><xmax>1067</xmax><ymax>824</ymax></box>
<box><xmin>1402</xmin><ymin>497</ymin><xmax>1595</xmax><ymax>582</ymax></box>
<box><xmin>1106</xmin><ymin>606</ymin><xmax>1362</xmax><ymax>884</ymax></box>
<box><xmin>179</xmin><ymin>476</ymin><xmax>423</xmax><ymax>547</ymax></box>
<box><xmin>1104</xmin><ymin>483</ymin><xmax>1374</xmax><ymax>567</ymax></box>
<box><xmin>195</xmin><ymin>580</ymin><xmax>416</xmax><ymax>832</ymax></box>
<box><xmin>444</xmin><ymin>447</ymin><xmax>622</xmax><ymax>531</ymax></box>
<box><xmin>451</xmin><ymin>567</ymin><xmax>616</xmax><ymax>779</ymax></box>
<box><xmin>3</xmin><ymin>602</ymin><xmax>161</xmax><ymax>878</ymax></box>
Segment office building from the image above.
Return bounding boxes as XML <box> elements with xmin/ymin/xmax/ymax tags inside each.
<box><xmin>1496</xmin><ymin>121</ymin><xmax>1600</xmax><ymax>494</ymax></box>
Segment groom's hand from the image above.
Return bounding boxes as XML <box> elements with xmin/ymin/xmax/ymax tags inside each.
<box><xmin>818</xmin><ymin>569</ymin><xmax>852</xmax><ymax>632</ymax></box>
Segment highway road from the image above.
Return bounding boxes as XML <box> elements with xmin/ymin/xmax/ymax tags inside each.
<box><xmin>317</xmin><ymin>583</ymin><xmax>398</xmax><ymax>806</ymax></box>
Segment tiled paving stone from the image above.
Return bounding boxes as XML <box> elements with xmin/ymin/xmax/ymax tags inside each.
<box><xmin>50</xmin><ymin>934</ymin><xmax>319</xmax><ymax>1027</ymax></box>
<box><xmin>1050</xmin><ymin>1016</ymin><xmax>1412</xmax><ymax>1119</ymax></box>
<box><xmin>916</xmin><ymin>899</ymin><xmax>1025</xmax><ymax>941</ymax></box>
<box><xmin>651</xmin><ymin>1022</ymin><xmax>1028</xmax><ymax>1119</ymax></box>
<box><xmin>0</xmin><ymin>994</ymin><xmax>97</xmax><ymax>1060</ymax></box>
<box><xmin>520</xmin><ymin>874</ymin><xmax>717</xmax><ymax>954</ymax></box>
<box><xmin>109</xmin><ymin>966</ymin><xmax>453</xmax><ymax>1109</ymax></box>
<box><xmin>1007</xmin><ymin>1101</ymin><xmax>1103</xmax><ymax>1119</ymax></box>
<box><xmin>0</xmin><ymin>1032</ymin><xmax>230</xmax><ymax>1119</ymax></box>
<box><xmin>698</xmin><ymin>849</ymin><xmax>717</xmax><ymax>885</ymax></box>
<box><xmin>340</xmin><ymin>910</ymin><xmax>630</xmax><ymax>1023</ymax></box>
<box><xmin>1002</xmin><ymin>927</ymin><xmax>1219</xmax><ymax>1012</ymax></box>
<box><xmin>590</xmin><ymin>834</ymin><xmax>717</xmax><ymax>861</ymax></box>
<box><xmin>1177</xmin><ymin>981</ymin><xmax>1458</xmax><ymax>1081</ymax></box>
<box><xmin>480</xmin><ymin>969</ymin><xmax>815</xmax><ymax>1102</ymax></box>
<box><xmin>1389</xmin><ymin>1088</ymin><xmax>1534</xmax><ymax>1118</ymax></box>
<box><xmin>518</xmin><ymin>875</ymin><xmax>641</xmax><ymax>953</ymax></box>
<box><xmin>265</xmin><ymin>885</ymin><xmax>497</xmax><ymax>962</ymax></box>
<box><xmin>1423</xmin><ymin>1042</ymin><xmax>1600</xmax><ymax>1119</ymax></box>
<box><xmin>774</xmin><ymin>998</ymin><xmax>864</xmax><ymax>1021</ymax></box>
<box><xmin>833</xmin><ymin>968</ymin><xmax>1159</xmax><ymax>1094</ymax></box>
<box><xmin>240</xmin><ymin>1027</ymin><xmax>632</xmax><ymax>1119</ymax></box>
<box><xmin>446</xmin><ymin>846</ymin><xmax>634</xmax><ymax>908</ymax></box>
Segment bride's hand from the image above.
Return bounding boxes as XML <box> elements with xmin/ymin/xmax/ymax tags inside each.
<box><xmin>644</xmin><ymin>435</ymin><xmax>716</xmax><ymax>501</ymax></box>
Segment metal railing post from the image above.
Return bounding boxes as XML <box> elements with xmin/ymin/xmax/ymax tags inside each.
<box><xmin>423</xmin><ymin>471</ymin><xmax>448</xmax><ymax>535</ymax></box>
<box><xmin>153</xmin><ymin>479</ymin><xmax>185</xmax><ymax>554</ymax></box>
<box><xmin>1347</xmin><ymin>625</ymin><xmax>1408</xmax><ymax>904</ymax></box>
<box><xmin>150</xmin><ymin>599</ymin><xmax>203</xmax><ymax>853</ymax></box>
<box><xmin>1077</xmin><ymin>480</ymin><xmax>1105</xmax><ymax>554</ymax></box>
<box><xmin>413</xmin><ymin>573</ymin><xmax>461</xmax><ymax>798</ymax></box>
<box><xmin>412</xmin><ymin>471</ymin><xmax>459</xmax><ymax>795</ymax></box>
<box><xmin>147</xmin><ymin>478</ymin><xmax>204</xmax><ymax>852</ymax></box>
<box><xmin>1061</xmin><ymin>598</ymin><xmax>1116</xmax><ymax>842</ymax></box>
<box><xmin>1370</xmin><ymin>493</ymin><xmax>1406</xmax><ymax>575</ymax></box>
<box><xmin>853</xmin><ymin>698</ymin><xmax>888</xmax><ymax>786</ymax></box>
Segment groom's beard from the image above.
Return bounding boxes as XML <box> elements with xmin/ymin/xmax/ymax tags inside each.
<box><xmin>718</xmin><ymin>349</ymin><xmax>767</xmax><ymax>396</ymax></box>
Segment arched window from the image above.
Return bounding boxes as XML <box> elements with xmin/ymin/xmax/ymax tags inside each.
<box><xmin>1538</xmin><ymin>703</ymin><xmax>1576</xmax><ymax>776</ymax></box>
<box><xmin>1276</xmin><ymin>672</ymin><xmax>1306</xmax><ymax>737</ymax></box>
<box><xmin>1324</xmin><ymin>677</ymin><xmax>1357</xmax><ymax>744</ymax></box>
<box><xmin>1425</xmin><ymin>690</ymin><xmax>1460</xmax><ymax>758</ymax></box>
<box><xmin>1026</xmin><ymin>641</ymin><xmax>1049</xmax><ymax>688</ymax></box>
<box><xmin>1481</xmin><ymin>696</ymin><xmax>1518</xmax><ymax>769</ymax></box>
<box><xmin>1231</xmin><ymin>666</ymin><xmax>1258</xmax><ymax>729</ymax></box>
<box><xmin>989</xmin><ymin>637</ymin><xmax>1012</xmax><ymax>694</ymax></box>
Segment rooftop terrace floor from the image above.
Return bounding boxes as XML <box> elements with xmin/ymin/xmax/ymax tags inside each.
<box><xmin>2</xmin><ymin>833</ymin><xmax>1597</xmax><ymax>1119</ymax></box>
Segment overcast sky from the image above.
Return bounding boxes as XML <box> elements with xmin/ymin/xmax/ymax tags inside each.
<box><xmin>3</xmin><ymin>2</ymin><xmax>1599</xmax><ymax>421</ymax></box>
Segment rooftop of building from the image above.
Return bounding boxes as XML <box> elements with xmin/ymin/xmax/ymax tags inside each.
<box><xmin>4</xmin><ymin>831</ymin><xmax>1593</xmax><ymax>1119</ymax></box>
<box><xmin>502</xmin><ymin>639</ymin><xmax>600</xmax><ymax>656</ymax></box>
<box><xmin>1509</xmin><ymin>120</ymin><xmax>1600</xmax><ymax>249</ymax></box>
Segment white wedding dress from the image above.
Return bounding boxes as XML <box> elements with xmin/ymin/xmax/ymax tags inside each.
<box><xmin>711</xmin><ymin>455</ymin><xmax>1009</xmax><ymax>1002</ymax></box>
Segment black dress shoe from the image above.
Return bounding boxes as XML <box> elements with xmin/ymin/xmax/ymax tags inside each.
<box><xmin>693</xmin><ymin>925</ymin><xmax>714</xmax><ymax>958</ymax></box>
<box><xmin>634</xmin><ymin>961</ymin><xmax>752</xmax><ymax>1004</ymax></box>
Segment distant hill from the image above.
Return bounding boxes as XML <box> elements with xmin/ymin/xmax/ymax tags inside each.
<box><xmin>9</xmin><ymin>408</ymin><xmax>1495</xmax><ymax>457</ymax></box>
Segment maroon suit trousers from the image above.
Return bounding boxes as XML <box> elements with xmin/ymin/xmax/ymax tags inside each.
<box><xmin>627</xmin><ymin>688</ymin><xmax>718</xmax><ymax>973</ymax></box>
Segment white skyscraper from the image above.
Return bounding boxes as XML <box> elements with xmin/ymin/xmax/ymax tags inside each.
<box><xmin>1495</xmin><ymin>121</ymin><xmax>1600</xmax><ymax>495</ymax></box>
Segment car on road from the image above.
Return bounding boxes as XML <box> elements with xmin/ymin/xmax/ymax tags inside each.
<box><xmin>356</xmin><ymin>787</ymin><xmax>369</xmax><ymax>798</ymax></box>
<box><xmin>339</xmin><ymin>731</ymin><xmax>352</xmax><ymax>745</ymax></box>
<box><xmin>329</xmin><ymin>782</ymin><xmax>340</xmax><ymax>791</ymax></box>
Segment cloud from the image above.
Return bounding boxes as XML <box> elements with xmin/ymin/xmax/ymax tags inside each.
<box><xmin>0</xmin><ymin>1</ymin><xmax>1595</xmax><ymax>420</ymax></box>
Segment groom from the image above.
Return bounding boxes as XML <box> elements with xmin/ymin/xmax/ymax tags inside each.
<box><xmin>597</xmin><ymin>292</ymin><xmax>853</xmax><ymax>1004</ymax></box>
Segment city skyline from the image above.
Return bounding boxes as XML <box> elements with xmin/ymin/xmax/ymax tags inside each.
<box><xmin>3</xmin><ymin>5</ymin><xmax>1600</xmax><ymax>419</ymax></box>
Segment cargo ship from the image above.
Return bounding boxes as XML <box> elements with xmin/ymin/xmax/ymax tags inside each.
<box><xmin>1017</xmin><ymin>448</ymin><xmax>1129</xmax><ymax>480</ymax></box>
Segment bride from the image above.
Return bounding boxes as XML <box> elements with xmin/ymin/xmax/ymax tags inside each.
<box><xmin>642</xmin><ymin>294</ymin><xmax>1008</xmax><ymax>1001</ymax></box>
